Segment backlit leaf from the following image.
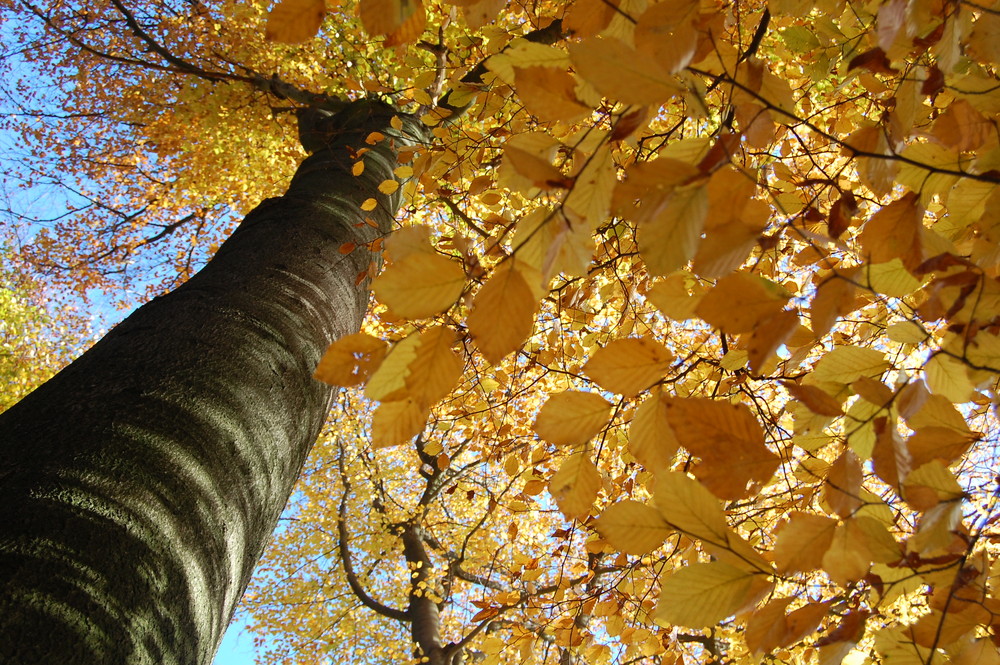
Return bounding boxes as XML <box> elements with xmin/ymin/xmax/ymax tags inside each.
<box><xmin>371</xmin><ymin>251</ymin><xmax>466</xmax><ymax>319</ymax></box>
<box><xmin>466</xmin><ymin>261</ymin><xmax>537</xmax><ymax>364</ymax></box>
<box><xmin>265</xmin><ymin>0</ymin><xmax>325</xmax><ymax>43</ymax></box>
<box><xmin>314</xmin><ymin>332</ymin><xmax>388</xmax><ymax>387</ymax></box>
<box><xmin>569</xmin><ymin>37</ymin><xmax>682</xmax><ymax>106</ymax></box>
<box><xmin>549</xmin><ymin>452</ymin><xmax>601</xmax><ymax>521</ymax></box>
<box><xmin>655</xmin><ymin>561</ymin><xmax>760</xmax><ymax>628</ymax></box>
<box><xmin>584</xmin><ymin>337</ymin><xmax>673</xmax><ymax>396</ymax></box>
<box><xmin>638</xmin><ymin>184</ymin><xmax>708</xmax><ymax>275</ymax></box>
<box><xmin>596</xmin><ymin>500</ymin><xmax>672</xmax><ymax>555</ymax></box>
<box><xmin>534</xmin><ymin>390</ymin><xmax>613</xmax><ymax>446</ymax></box>
<box><xmin>664</xmin><ymin>397</ymin><xmax>780</xmax><ymax>499</ymax></box>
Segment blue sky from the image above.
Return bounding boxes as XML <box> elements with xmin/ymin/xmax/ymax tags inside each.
<box><xmin>213</xmin><ymin>617</ymin><xmax>261</xmax><ymax>665</ymax></box>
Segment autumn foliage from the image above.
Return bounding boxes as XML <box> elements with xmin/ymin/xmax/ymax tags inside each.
<box><xmin>5</xmin><ymin>0</ymin><xmax>1000</xmax><ymax>663</ymax></box>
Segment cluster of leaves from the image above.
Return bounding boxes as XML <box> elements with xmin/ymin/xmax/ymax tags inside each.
<box><xmin>0</xmin><ymin>250</ymin><xmax>89</xmax><ymax>411</ymax></box>
<box><xmin>287</xmin><ymin>0</ymin><xmax>1000</xmax><ymax>663</ymax></box>
<box><xmin>7</xmin><ymin>0</ymin><xmax>1000</xmax><ymax>663</ymax></box>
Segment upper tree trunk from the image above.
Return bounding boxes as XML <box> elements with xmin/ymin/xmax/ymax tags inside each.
<box><xmin>0</xmin><ymin>99</ymin><xmax>419</xmax><ymax>665</ymax></box>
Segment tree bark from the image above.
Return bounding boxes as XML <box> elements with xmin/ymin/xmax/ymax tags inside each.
<box><xmin>0</xmin><ymin>98</ymin><xmax>420</xmax><ymax>665</ymax></box>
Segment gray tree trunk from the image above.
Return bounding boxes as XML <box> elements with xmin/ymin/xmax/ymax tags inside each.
<box><xmin>0</xmin><ymin>99</ymin><xmax>419</xmax><ymax>665</ymax></box>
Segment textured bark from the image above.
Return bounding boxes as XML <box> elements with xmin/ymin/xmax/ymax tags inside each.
<box><xmin>0</xmin><ymin>99</ymin><xmax>421</xmax><ymax>665</ymax></box>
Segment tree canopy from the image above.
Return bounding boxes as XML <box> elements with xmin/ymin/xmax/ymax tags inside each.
<box><xmin>4</xmin><ymin>0</ymin><xmax>1000</xmax><ymax>663</ymax></box>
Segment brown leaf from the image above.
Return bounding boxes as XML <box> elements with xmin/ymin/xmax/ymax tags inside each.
<box><xmin>664</xmin><ymin>397</ymin><xmax>780</xmax><ymax>499</ymax></box>
<box><xmin>848</xmin><ymin>47</ymin><xmax>898</xmax><ymax>75</ymax></box>
<box><xmin>782</xmin><ymin>381</ymin><xmax>843</xmax><ymax>417</ymax></box>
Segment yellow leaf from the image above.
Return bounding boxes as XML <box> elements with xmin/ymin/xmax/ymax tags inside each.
<box><xmin>924</xmin><ymin>352</ymin><xmax>975</xmax><ymax>403</ymax></box>
<box><xmin>746</xmin><ymin>309</ymin><xmax>798</xmax><ymax>374</ymax></box>
<box><xmin>360</xmin><ymin>198</ymin><xmax>378</xmax><ymax>211</ymax></box>
<box><xmin>628</xmin><ymin>391</ymin><xmax>679</xmax><ymax>470</ymax></box>
<box><xmin>358</xmin><ymin>0</ymin><xmax>425</xmax><ymax>45</ymax></box>
<box><xmin>467</xmin><ymin>261</ymin><xmax>537</xmax><ymax>364</ymax></box>
<box><xmin>563</xmin><ymin>145</ymin><xmax>615</xmax><ymax>228</ymax></box>
<box><xmin>634</xmin><ymin>0</ymin><xmax>699</xmax><ymax>73</ymax></box>
<box><xmin>503</xmin><ymin>144</ymin><xmax>566</xmax><ymax>189</ymax></box>
<box><xmin>811</xmin><ymin>269</ymin><xmax>860</xmax><ymax>338</ymax></box>
<box><xmin>822</xmin><ymin>520</ymin><xmax>872</xmax><ymax>587</ymax></box>
<box><xmin>811</xmin><ymin>346</ymin><xmax>889</xmax><ymax>387</ymax></box>
<box><xmin>782</xmin><ymin>381</ymin><xmax>843</xmax><ymax>417</ymax></box>
<box><xmin>645</xmin><ymin>273</ymin><xmax>704</xmax><ymax>320</ymax></box>
<box><xmin>513</xmin><ymin>66</ymin><xmax>591</xmax><ymax>123</ymax></box>
<box><xmin>486</xmin><ymin>41</ymin><xmax>571</xmax><ymax>84</ymax></box>
<box><xmin>352</xmin><ymin>161</ymin><xmax>365</xmax><ymax>176</ymax></box>
<box><xmin>534</xmin><ymin>390</ymin><xmax>613</xmax><ymax>446</ymax></box>
<box><xmin>822</xmin><ymin>449</ymin><xmax>863</xmax><ymax>519</ymax></box>
<box><xmin>664</xmin><ymin>397</ymin><xmax>780</xmax><ymax>499</ymax></box>
<box><xmin>384</xmin><ymin>225</ymin><xmax>433</xmax><ymax>261</ymax></box>
<box><xmin>595</xmin><ymin>500</ymin><xmax>672</xmax><ymax>555</ymax></box>
<box><xmin>512</xmin><ymin>208</ymin><xmax>594</xmax><ymax>282</ymax></box>
<box><xmin>313</xmin><ymin>332</ymin><xmax>387</xmax><ymax>387</ymax></box>
<box><xmin>859</xmin><ymin>192</ymin><xmax>924</xmax><ymax>272</ymax></box>
<box><xmin>696</xmin><ymin>272</ymin><xmax>788</xmax><ymax>334</ymax></box>
<box><xmin>371</xmin><ymin>251</ymin><xmax>466</xmax><ymax>319</ymax></box>
<box><xmin>746</xmin><ymin>598</ymin><xmax>831</xmax><ymax>656</ymax></box>
<box><xmin>265</xmin><ymin>0</ymin><xmax>325</xmax><ymax>43</ymax></box>
<box><xmin>371</xmin><ymin>398</ymin><xmax>429</xmax><ymax>448</ymax></box>
<box><xmin>365</xmin><ymin>332</ymin><xmax>421</xmax><ymax>402</ymax></box>
<box><xmin>402</xmin><ymin>326</ymin><xmax>463</xmax><ymax>407</ymax></box>
<box><xmin>584</xmin><ymin>337</ymin><xmax>673</xmax><ymax>396</ymax></box>
<box><xmin>568</xmin><ymin>37</ymin><xmax>682</xmax><ymax>106</ymax></box>
<box><xmin>655</xmin><ymin>561</ymin><xmax>759</xmax><ymax>628</ymax></box>
<box><xmin>772</xmin><ymin>512</ymin><xmax>838</xmax><ymax>574</ymax></box>
<box><xmin>638</xmin><ymin>184</ymin><xmax>708</xmax><ymax>275</ymax></box>
<box><xmin>549</xmin><ymin>452</ymin><xmax>601</xmax><ymax>521</ymax></box>
<box><xmin>378</xmin><ymin>179</ymin><xmax>400</xmax><ymax>195</ymax></box>
<box><xmin>564</xmin><ymin>0</ymin><xmax>618</xmax><ymax>38</ymax></box>
<box><xmin>653</xmin><ymin>472</ymin><xmax>728</xmax><ymax>544</ymax></box>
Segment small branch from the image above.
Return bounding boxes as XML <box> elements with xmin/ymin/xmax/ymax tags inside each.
<box><xmin>336</xmin><ymin>443</ymin><xmax>409</xmax><ymax>622</ymax></box>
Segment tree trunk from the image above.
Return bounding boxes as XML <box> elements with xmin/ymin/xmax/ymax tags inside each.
<box><xmin>0</xmin><ymin>99</ymin><xmax>418</xmax><ymax>665</ymax></box>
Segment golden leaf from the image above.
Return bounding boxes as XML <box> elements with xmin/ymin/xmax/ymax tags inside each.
<box><xmin>402</xmin><ymin>326</ymin><xmax>463</xmax><ymax>407</ymax></box>
<box><xmin>563</xmin><ymin>0</ymin><xmax>618</xmax><ymax>38</ymax></box>
<box><xmin>513</xmin><ymin>66</ymin><xmax>591</xmax><ymax>124</ymax></box>
<box><xmin>859</xmin><ymin>191</ymin><xmax>924</xmax><ymax>272</ymax></box>
<box><xmin>265</xmin><ymin>0</ymin><xmax>325</xmax><ymax>43</ymax></box>
<box><xmin>365</xmin><ymin>332</ymin><xmax>421</xmax><ymax>402</ymax></box>
<box><xmin>655</xmin><ymin>561</ymin><xmax>762</xmax><ymax>628</ymax></box>
<box><xmin>645</xmin><ymin>273</ymin><xmax>704</xmax><ymax>320</ymax></box>
<box><xmin>568</xmin><ymin>37</ymin><xmax>682</xmax><ymax>106</ymax></box>
<box><xmin>811</xmin><ymin>269</ymin><xmax>860</xmax><ymax>339</ymax></box>
<box><xmin>781</xmin><ymin>380</ymin><xmax>844</xmax><ymax>417</ymax></box>
<box><xmin>534</xmin><ymin>390</ymin><xmax>613</xmax><ymax>446</ymax></box>
<box><xmin>466</xmin><ymin>261</ymin><xmax>537</xmax><ymax>364</ymax></box>
<box><xmin>371</xmin><ymin>398</ymin><xmax>429</xmax><ymax>448</ymax></box>
<box><xmin>695</xmin><ymin>272</ymin><xmax>788</xmax><ymax>334</ymax></box>
<box><xmin>822</xmin><ymin>449</ymin><xmax>863</xmax><ymax>519</ymax></box>
<box><xmin>746</xmin><ymin>309</ymin><xmax>798</xmax><ymax>374</ymax></box>
<box><xmin>634</xmin><ymin>0</ymin><xmax>699</xmax><ymax>73</ymax></box>
<box><xmin>549</xmin><ymin>452</ymin><xmax>601</xmax><ymax>521</ymax></box>
<box><xmin>664</xmin><ymin>397</ymin><xmax>780</xmax><ymax>499</ymax></box>
<box><xmin>313</xmin><ymin>332</ymin><xmax>388</xmax><ymax>388</ymax></box>
<box><xmin>595</xmin><ymin>500</ymin><xmax>672</xmax><ymax>555</ymax></box>
<box><xmin>638</xmin><ymin>184</ymin><xmax>708</xmax><ymax>275</ymax></box>
<box><xmin>822</xmin><ymin>520</ymin><xmax>872</xmax><ymax>587</ymax></box>
<box><xmin>772</xmin><ymin>512</ymin><xmax>838</xmax><ymax>574</ymax></box>
<box><xmin>628</xmin><ymin>391</ymin><xmax>679</xmax><ymax>471</ymax></box>
<box><xmin>584</xmin><ymin>337</ymin><xmax>673</xmax><ymax>396</ymax></box>
<box><xmin>371</xmin><ymin>251</ymin><xmax>465</xmax><ymax>319</ymax></box>
<box><xmin>653</xmin><ymin>472</ymin><xmax>728</xmax><ymax>544</ymax></box>
<box><xmin>358</xmin><ymin>0</ymin><xmax>425</xmax><ymax>45</ymax></box>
